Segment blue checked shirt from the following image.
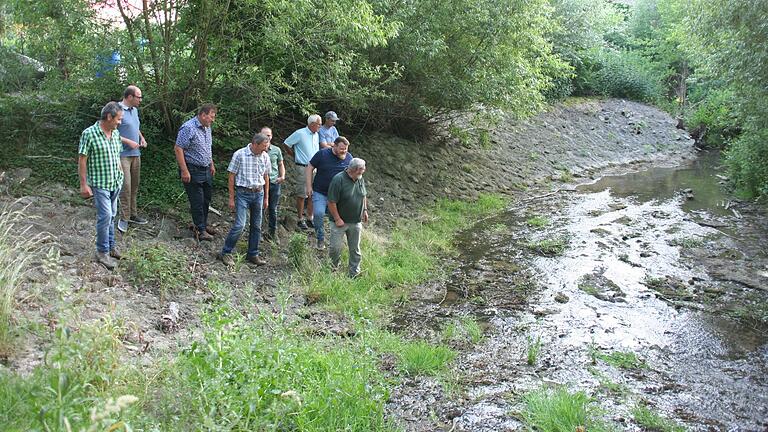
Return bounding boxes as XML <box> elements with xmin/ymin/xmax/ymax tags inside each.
<box><xmin>175</xmin><ymin>116</ymin><xmax>212</xmax><ymax>167</ymax></box>
<box><xmin>228</xmin><ymin>145</ymin><xmax>271</xmax><ymax>189</ymax></box>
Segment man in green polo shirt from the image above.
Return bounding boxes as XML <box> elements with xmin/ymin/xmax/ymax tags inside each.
<box><xmin>78</xmin><ymin>101</ymin><xmax>125</xmax><ymax>270</ymax></box>
<box><xmin>327</xmin><ymin>158</ymin><xmax>368</xmax><ymax>278</ymax></box>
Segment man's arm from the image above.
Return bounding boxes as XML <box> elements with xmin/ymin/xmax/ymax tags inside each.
<box><xmin>174</xmin><ymin>145</ymin><xmax>191</xmax><ymax>183</ymax></box>
<box><xmin>228</xmin><ymin>172</ymin><xmax>236</xmax><ymax>211</ymax></box>
<box><xmin>305</xmin><ymin>164</ymin><xmax>315</xmax><ymax>196</ymax></box>
<box><xmin>78</xmin><ymin>155</ymin><xmax>92</xmax><ymax>198</ymax></box>
<box><xmin>328</xmin><ymin>201</ymin><xmax>344</xmax><ymax>227</ymax></box>
<box><xmin>120</xmin><ymin>136</ymin><xmax>140</xmax><ymax>150</ymax></box>
<box><xmin>362</xmin><ymin>196</ymin><xmax>368</xmax><ymax>223</ymax></box>
<box><xmin>277</xmin><ymin>159</ymin><xmax>286</xmax><ymax>183</ymax></box>
<box><xmin>263</xmin><ymin>172</ymin><xmax>270</xmax><ymax>209</ymax></box>
<box><xmin>280</xmin><ymin>142</ymin><xmax>294</xmax><ymax>159</ymax></box>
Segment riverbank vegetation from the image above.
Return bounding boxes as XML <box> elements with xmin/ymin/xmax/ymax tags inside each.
<box><xmin>0</xmin><ymin>194</ymin><xmax>504</xmax><ymax>430</ymax></box>
<box><xmin>0</xmin><ymin>0</ymin><xmax>766</xmax><ymax>199</ymax></box>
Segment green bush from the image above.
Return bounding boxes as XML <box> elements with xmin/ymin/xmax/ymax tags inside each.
<box><xmin>577</xmin><ymin>48</ymin><xmax>663</xmax><ymax>102</ymax></box>
<box><xmin>725</xmin><ymin>127</ymin><xmax>768</xmax><ymax>198</ymax></box>
<box><xmin>685</xmin><ymin>87</ymin><xmax>739</xmax><ymax>148</ymax></box>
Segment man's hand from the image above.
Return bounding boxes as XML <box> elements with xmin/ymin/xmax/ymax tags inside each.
<box><xmin>362</xmin><ymin>210</ymin><xmax>369</xmax><ymax>223</ymax></box>
<box><xmin>306</xmin><ymin>186</ymin><xmax>313</xmax><ymax>197</ymax></box>
<box><xmin>263</xmin><ymin>196</ymin><xmax>269</xmax><ymax>210</ymax></box>
<box><xmin>180</xmin><ymin>169</ymin><xmax>191</xmax><ymax>183</ymax></box>
<box><xmin>80</xmin><ymin>184</ymin><xmax>93</xmax><ymax>199</ymax></box>
<box><xmin>229</xmin><ymin>197</ymin><xmax>235</xmax><ymax>211</ymax></box>
<box><xmin>335</xmin><ymin>217</ymin><xmax>345</xmax><ymax>227</ymax></box>
<box><xmin>277</xmin><ymin>176</ymin><xmax>285</xmax><ymax>184</ymax></box>
<box><xmin>140</xmin><ymin>137</ymin><xmax>148</xmax><ymax>148</ymax></box>
<box><xmin>210</xmin><ymin>164</ymin><xmax>216</xmax><ymax>176</ymax></box>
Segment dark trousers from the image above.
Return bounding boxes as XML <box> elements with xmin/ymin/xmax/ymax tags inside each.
<box><xmin>182</xmin><ymin>164</ymin><xmax>212</xmax><ymax>231</ymax></box>
<box><xmin>267</xmin><ymin>181</ymin><xmax>281</xmax><ymax>233</ymax></box>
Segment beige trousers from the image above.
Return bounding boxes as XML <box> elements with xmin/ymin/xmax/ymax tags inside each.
<box><xmin>120</xmin><ymin>156</ymin><xmax>141</xmax><ymax>220</ymax></box>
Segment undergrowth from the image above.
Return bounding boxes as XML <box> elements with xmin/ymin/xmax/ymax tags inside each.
<box><xmin>0</xmin><ymin>203</ymin><xmax>44</xmax><ymax>358</ymax></box>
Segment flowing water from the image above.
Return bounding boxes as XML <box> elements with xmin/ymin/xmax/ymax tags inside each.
<box><xmin>391</xmin><ymin>153</ymin><xmax>768</xmax><ymax>431</ymax></box>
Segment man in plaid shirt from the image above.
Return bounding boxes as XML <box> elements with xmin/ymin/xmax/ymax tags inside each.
<box><xmin>78</xmin><ymin>101</ymin><xmax>124</xmax><ymax>270</ymax></box>
<box><xmin>218</xmin><ymin>132</ymin><xmax>271</xmax><ymax>266</ymax></box>
<box><xmin>174</xmin><ymin>103</ymin><xmax>217</xmax><ymax>241</ymax></box>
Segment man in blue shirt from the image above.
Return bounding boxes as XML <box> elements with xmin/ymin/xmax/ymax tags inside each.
<box><xmin>306</xmin><ymin>136</ymin><xmax>352</xmax><ymax>249</ymax></box>
<box><xmin>282</xmin><ymin>114</ymin><xmax>321</xmax><ymax>231</ymax></box>
<box><xmin>117</xmin><ymin>85</ymin><xmax>148</xmax><ymax>233</ymax></box>
<box><xmin>174</xmin><ymin>103</ymin><xmax>217</xmax><ymax>241</ymax></box>
<box><xmin>318</xmin><ymin>111</ymin><xmax>340</xmax><ymax>149</ymax></box>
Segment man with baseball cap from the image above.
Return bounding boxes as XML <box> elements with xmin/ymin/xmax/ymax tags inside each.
<box><xmin>318</xmin><ymin>111</ymin><xmax>340</xmax><ymax>149</ymax></box>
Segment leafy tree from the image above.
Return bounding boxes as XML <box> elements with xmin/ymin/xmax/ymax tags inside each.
<box><xmin>367</xmin><ymin>0</ymin><xmax>570</xmax><ymax>134</ymax></box>
<box><xmin>687</xmin><ymin>0</ymin><xmax>768</xmax><ymax>196</ymax></box>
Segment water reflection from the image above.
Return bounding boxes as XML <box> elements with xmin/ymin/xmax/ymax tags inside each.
<box><xmin>578</xmin><ymin>151</ymin><xmax>732</xmax><ymax>216</ymax></box>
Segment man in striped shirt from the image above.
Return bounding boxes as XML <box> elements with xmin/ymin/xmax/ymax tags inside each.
<box><xmin>78</xmin><ymin>101</ymin><xmax>124</xmax><ymax>270</ymax></box>
<box><xmin>218</xmin><ymin>132</ymin><xmax>271</xmax><ymax>267</ymax></box>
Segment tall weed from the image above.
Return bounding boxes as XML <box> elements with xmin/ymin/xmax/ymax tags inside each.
<box><xmin>0</xmin><ymin>203</ymin><xmax>44</xmax><ymax>357</ymax></box>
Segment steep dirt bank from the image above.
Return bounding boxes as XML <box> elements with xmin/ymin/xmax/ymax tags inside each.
<box><xmin>354</xmin><ymin>98</ymin><xmax>694</xmax><ymax>225</ymax></box>
<box><xmin>0</xmin><ymin>98</ymin><xmax>694</xmax><ymax>377</ymax></box>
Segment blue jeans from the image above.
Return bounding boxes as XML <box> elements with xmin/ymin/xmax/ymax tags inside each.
<box><xmin>93</xmin><ymin>187</ymin><xmax>120</xmax><ymax>253</ymax></box>
<box><xmin>267</xmin><ymin>181</ymin><xmax>281</xmax><ymax>233</ymax></box>
<box><xmin>312</xmin><ymin>191</ymin><xmax>329</xmax><ymax>244</ymax></box>
<box><xmin>182</xmin><ymin>164</ymin><xmax>212</xmax><ymax>232</ymax></box>
<box><xmin>222</xmin><ymin>189</ymin><xmax>264</xmax><ymax>257</ymax></box>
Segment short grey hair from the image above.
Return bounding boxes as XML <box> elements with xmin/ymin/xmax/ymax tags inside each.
<box><xmin>307</xmin><ymin>114</ymin><xmax>321</xmax><ymax>125</ymax></box>
<box><xmin>100</xmin><ymin>101</ymin><xmax>123</xmax><ymax>120</ymax></box>
<box><xmin>252</xmin><ymin>132</ymin><xmax>269</xmax><ymax>144</ymax></box>
<box><xmin>348</xmin><ymin>157</ymin><xmax>366</xmax><ymax>171</ymax></box>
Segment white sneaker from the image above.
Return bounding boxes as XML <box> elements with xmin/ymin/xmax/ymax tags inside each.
<box><xmin>117</xmin><ymin>219</ymin><xmax>128</xmax><ymax>233</ymax></box>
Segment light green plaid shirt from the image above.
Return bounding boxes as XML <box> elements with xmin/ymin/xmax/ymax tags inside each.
<box><xmin>78</xmin><ymin>122</ymin><xmax>124</xmax><ymax>191</ymax></box>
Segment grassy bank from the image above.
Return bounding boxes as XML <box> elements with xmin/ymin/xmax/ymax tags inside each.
<box><xmin>0</xmin><ymin>194</ymin><xmax>506</xmax><ymax>431</ymax></box>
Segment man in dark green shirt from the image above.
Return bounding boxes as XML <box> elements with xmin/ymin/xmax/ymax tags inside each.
<box><xmin>327</xmin><ymin>158</ymin><xmax>368</xmax><ymax>277</ymax></box>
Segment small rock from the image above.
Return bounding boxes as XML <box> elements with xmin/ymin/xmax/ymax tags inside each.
<box><xmin>554</xmin><ymin>292</ymin><xmax>569</xmax><ymax>303</ymax></box>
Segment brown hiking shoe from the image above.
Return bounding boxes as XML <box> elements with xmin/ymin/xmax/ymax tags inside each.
<box><xmin>195</xmin><ymin>228</ymin><xmax>214</xmax><ymax>241</ymax></box>
<box><xmin>95</xmin><ymin>252</ymin><xmax>117</xmax><ymax>270</ymax></box>
<box><xmin>218</xmin><ymin>253</ymin><xmax>235</xmax><ymax>266</ymax></box>
<box><xmin>109</xmin><ymin>248</ymin><xmax>122</xmax><ymax>260</ymax></box>
<box><xmin>205</xmin><ymin>226</ymin><xmax>218</xmax><ymax>236</ymax></box>
<box><xmin>247</xmin><ymin>255</ymin><xmax>267</xmax><ymax>266</ymax></box>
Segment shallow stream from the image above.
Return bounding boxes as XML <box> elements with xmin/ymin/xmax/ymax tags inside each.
<box><xmin>391</xmin><ymin>153</ymin><xmax>768</xmax><ymax>431</ymax></box>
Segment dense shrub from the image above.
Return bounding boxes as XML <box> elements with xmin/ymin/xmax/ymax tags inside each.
<box><xmin>725</xmin><ymin>127</ymin><xmax>768</xmax><ymax>199</ymax></box>
<box><xmin>576</xmin><ymin>48</ymin><xmax>663</xmax><ymax>102</ymax></box>
<box><xmin>685</xmin><ymin>87</ymin><xmax>739</xmax><ymax>148</ymax></box>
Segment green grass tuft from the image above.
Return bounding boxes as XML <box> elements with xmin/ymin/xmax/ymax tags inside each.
<box><xmin>524</xmin><ymin>237</ymin><xmax>569</xmax><ymax>256</ymax></box>
<box><xmin>520</xmin><ymin>387</ymin><xmax>610</xmax><ymax>432</ymax></box>
<box><xmin>398</xmin><ymin>341</ymin><xmax>456</xmax><ymax>376</ymax></box>
<box><xmin>594</xmin><ymin>350</ymin><xmax>648</xmax><ymax>370</ymax></box>
<box><xmin>526</xmin><ymin>334</ymin><xmax>543</xmax><ymax>366</ymax></box>
<box><xmin>526</xmin><ymin>216</ymin><xmax>550</xmax><ymax>228</ymax></box>
<box><xmin>126</xmin><ymin>243</ymin><xmax>192</xmax><ymax>300</ymax></box>
<box><xmin>632</xmin><ymin>404</ymin><xmax>686</xmax><ymax>432</ymax></box>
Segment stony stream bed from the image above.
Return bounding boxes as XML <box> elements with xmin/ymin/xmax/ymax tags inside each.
<box><xmin>389</xmin><ymin>152</ymin><xmax>768</xmax><ymax>431</ymax></box>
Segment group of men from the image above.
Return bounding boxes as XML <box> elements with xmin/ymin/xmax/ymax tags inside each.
<box><xmin>77</xmin><ymin>86</ymin><xmax>368</xmax><ymax>277</ymax></box>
